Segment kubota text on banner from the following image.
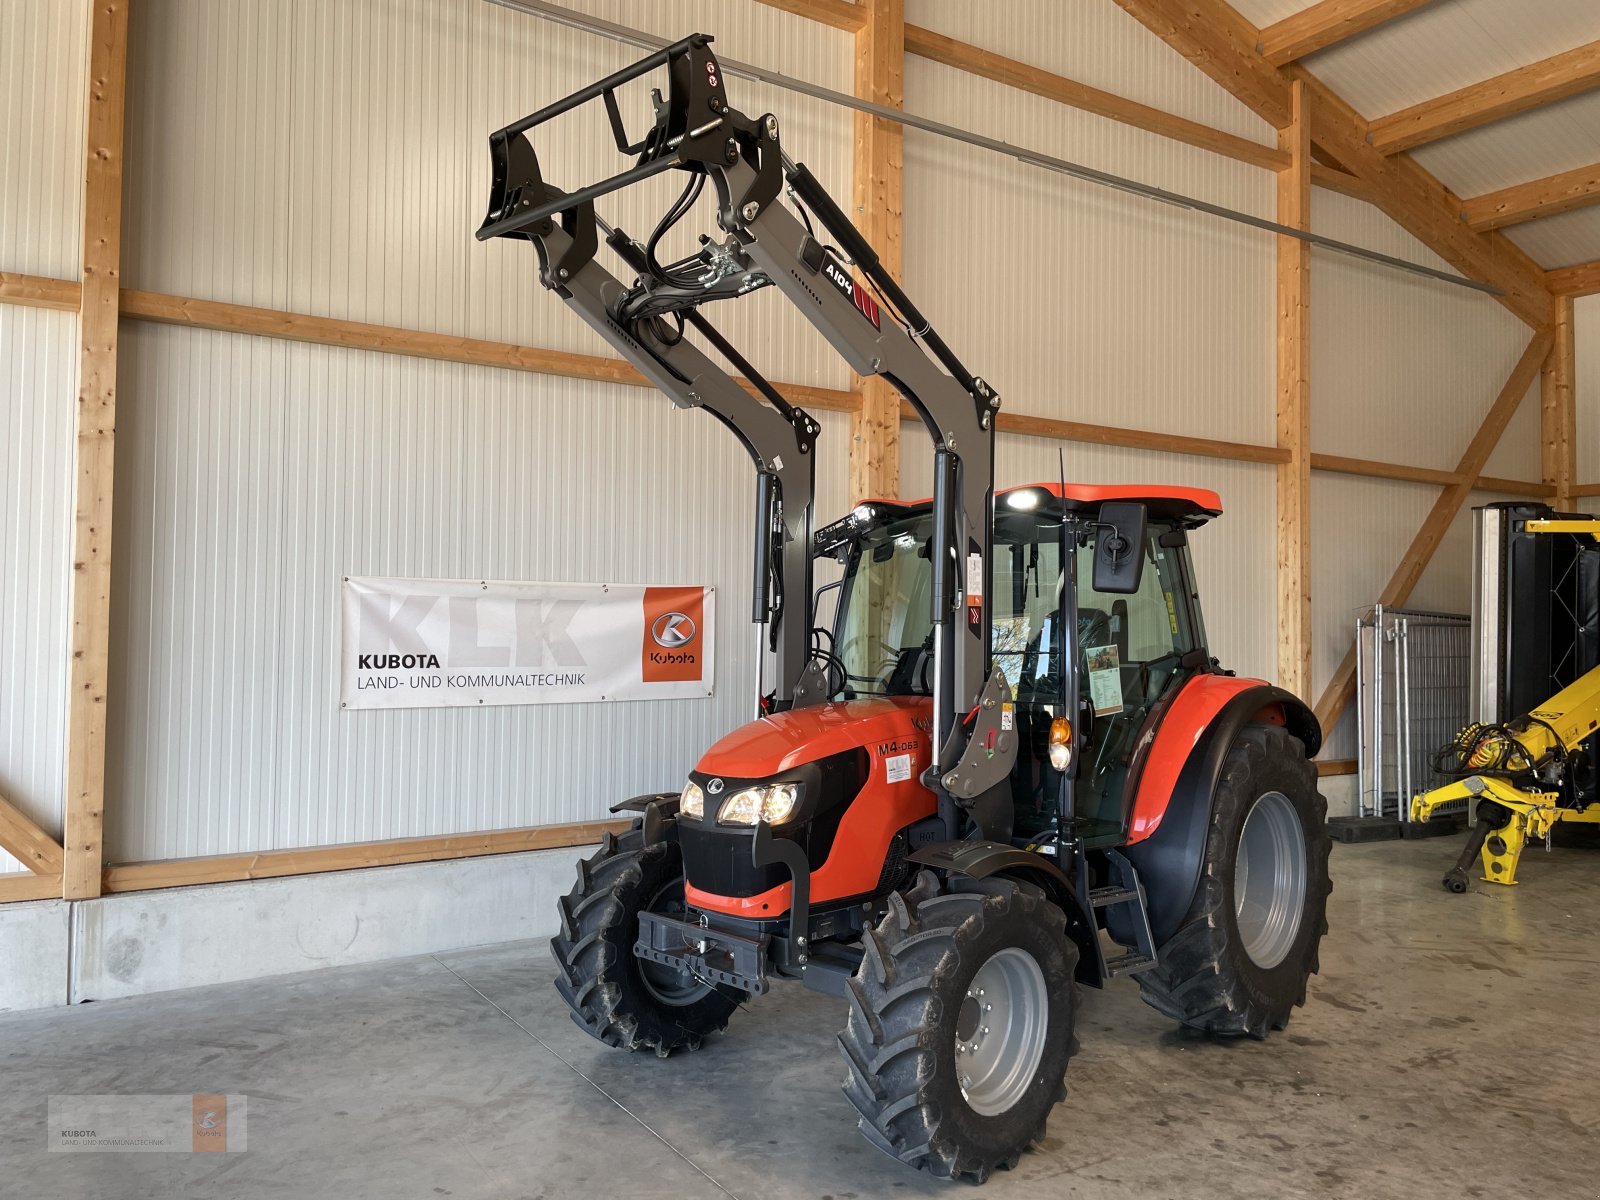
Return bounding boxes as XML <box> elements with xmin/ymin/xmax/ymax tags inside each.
<box><xmin>341</xmin><ymin>577</ymin><xmax>714</xmax><ymax>710</ymax></box>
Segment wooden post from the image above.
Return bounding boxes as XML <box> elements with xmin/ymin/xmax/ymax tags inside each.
<box><xmin>63</xmin><ymin>0</ymin><xmax>130</xmax><ymax>900</ymax></box>
<box><xmin>848</xmin><ymin>0</ymin><xmax>904</xmax><ymax>503</ymax></box>
<box><xmin>1276</xmin><ymin>79</ymin><xmax>1312</xmax><ymax>698</ymax></box>
<box><xmin>1542</xmin><ymin>295</ymin><xmax>1576</xmax><ymax>508</ymax></box>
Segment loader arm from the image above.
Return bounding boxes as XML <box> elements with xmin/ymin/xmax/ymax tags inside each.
<box><xmin>476</xmin><ymin>33</ymin><xmax>1015</xmax><ymax>827</ymax></box>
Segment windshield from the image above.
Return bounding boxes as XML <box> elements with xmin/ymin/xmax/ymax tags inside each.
<box><xmin>828</xmin><ymin>510</ymin><xmax>1203</xmax><ymax>702</ymax></box>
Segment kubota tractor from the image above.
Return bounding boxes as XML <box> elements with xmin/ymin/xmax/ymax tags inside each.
<box><xmin>477</xmin><ymin>34</ymin><xmax>1331</xmax><ymax>1183</ymax></box>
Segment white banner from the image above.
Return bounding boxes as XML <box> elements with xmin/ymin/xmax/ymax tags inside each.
<box><xmin>341</xmin><ymin>577</ymin><xmax>714</xmax><ymax>710</ymax></box>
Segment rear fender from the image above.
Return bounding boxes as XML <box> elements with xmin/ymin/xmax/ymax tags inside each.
<box><xmin>1123</xmin><ymin>684</ymin><xmax>1319</xmax><ymax>944</ymax></box>
<box><xmin>907</xmin><ymin>841</ymin><xmax>1102</xmax><ymax>986</ymax></box>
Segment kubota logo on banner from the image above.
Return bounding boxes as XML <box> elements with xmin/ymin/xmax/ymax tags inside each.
<box><xmin>341</xmin><ymin>577</ymin><xmax>714</xmax><ymax>710</ymax></box>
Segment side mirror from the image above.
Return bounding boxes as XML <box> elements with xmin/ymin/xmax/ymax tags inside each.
<box><xmin>1093</xmin><ymin>502</ymin><xmax>1147</xmax><ymax>594</ymax></box>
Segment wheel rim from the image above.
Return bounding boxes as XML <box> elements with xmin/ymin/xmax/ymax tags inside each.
<box><xmin>1233</xmin><ymin>790</ymin><xmax>1309</xmax><ymax>969</ymax></box>
<box><xmin>954</xmin><ymin>946</ymin><xmax>1050</xmax><ymax>1117</ymax></box>
<box><xmin>637</xmin><ymin>879</ymin><xmax>713</xmax><ymax>1006</ymax></box>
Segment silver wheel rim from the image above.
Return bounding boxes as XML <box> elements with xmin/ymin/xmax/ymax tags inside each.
<box><xmin>637</xmin><ymin>879</ymin><xmax>712</xmax><ymax>1006</ymax></box>
<box><xmin>954</xmin><ymin>946</ymin><xmax>1049</xmax><ymax>1117</ymax></box>
<box><xmin>1234</xmin><ymin>791</ymin><xmax>1308</xmax><ymax>969</ymax></box>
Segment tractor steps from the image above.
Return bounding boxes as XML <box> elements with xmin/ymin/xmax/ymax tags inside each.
<box><xmin>1102</xmin><ymin>952</ymin><xmax>1156</xmax><ymax>977</ymax></box>
<box><xmin>1088</xmin><ymin>886</ymin><xmax>1140</xmax><ymax>908</ymax></box>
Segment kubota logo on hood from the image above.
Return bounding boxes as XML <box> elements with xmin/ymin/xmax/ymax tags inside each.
<box><xmin>651</xmin><ymin>611</ymin><xmax>697</xmax><ymax>648</ymax></box>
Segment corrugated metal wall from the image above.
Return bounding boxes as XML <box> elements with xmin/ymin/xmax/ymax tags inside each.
<box><xmin>0</xmin><ymin>0</ymin><xmax>84</xmax><ymax>876</ymax></box>
<box><xmin>6</xmin><ymin>0</ymin><xmax>1563</xmax><ymax>863</ymax></box>
<box><xmin>107</xmin><ymin>0</ymin><xmax>855</xmax><ymax>860</ymax></box>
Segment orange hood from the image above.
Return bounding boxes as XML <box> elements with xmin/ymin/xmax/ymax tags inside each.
<box><xmin>696</xmin><ymin>696</ymin><xmax>934</xmax><ymax>778</ymax></box>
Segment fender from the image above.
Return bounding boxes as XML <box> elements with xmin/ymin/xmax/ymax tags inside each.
<box><xmin>1122</xmin><ymin>682</ymin><xmax>1320</xmax><ymax>945</ymax></box>
<box><xmin>610</xmin><ymin>792</ymin><xmax>681</xmax><ymax>846</ymax></box>
<box><xmin>908</xmin><ymin>840</ymin><xmax>1101</xmax><ymax>985</ymax></box>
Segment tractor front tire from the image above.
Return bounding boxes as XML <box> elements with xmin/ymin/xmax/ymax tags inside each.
<box><xmin>1137</xmin><ymin>724</ymin><xmax>1331</xmax><ymax>1038</ymax></box>
<box><xmin>838</xmin><ymin>873</ymin><xmax>1079</xmax><ymax>1184</ymax></box>
<box><xmin>551</xmin><ymin>826</ymin><xmax>740</xmax><ymax>1057</ymax></box>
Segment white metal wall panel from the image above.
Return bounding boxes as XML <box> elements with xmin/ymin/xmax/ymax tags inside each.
<box><xmin>909</xmin><ymin>0</ymin><xmax>1276</xmax><ymax>145</ymax></box>
<box><xmin>0</xmin><ymin>306</ymin><xmax>76</xmax><ymax>875</ymax></box>
<box><xmin>1310</xmin><ymin>189</ymin><xmax>1534</xmax><ymax>473</ymax></box>
<box><xmin>121</xmin><ymin>0</ymin><xmax>853</xmax><ymax>392</ymax></box>
<box><xmin>900</xmin><ymin>70</ymin><xmax>1275</xmax><ymax>446</ymax></box>
<box><xmin>107</xmin><ymin>321</ymin><xmax>851</xmax><ymax>862</ymax></box>
<box><xmin>0</xmin><ymin>0</ymin><xmax>86</xmax><ymax>279</ymax></box>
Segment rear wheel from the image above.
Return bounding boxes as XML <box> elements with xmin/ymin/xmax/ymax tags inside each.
<box><xmin>551</xmin><ymin>826</ymin><xmax>740</xmax><ymax>1056</ymax></box>
<box><xmin>1137</xmin><ymin>724</ymin><xmax>1331</xmax><ymax>1038</ymax></box>
<box><xmin>838</xmin><ymin>872</ymin><xmax>1079</xmax><ymax>1183</ymax></box>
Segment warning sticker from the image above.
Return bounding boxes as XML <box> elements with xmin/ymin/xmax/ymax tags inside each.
<box><xmin>966</xmin><ymin>552</ymin><xmax>984</xmax><ymax>605</ymax></box>
<box><xmin>1086</xmin><ymin>643</ymin><xmax>1124</xmax><ymax>716</ymax></box>
<box><xmin>886</xmin><ymin>753</ymin><xmax>912</xmax><ymax>784</ymax></box>
<box><xmin>1000</xmin><ymin>702</ymin><xmax>1015</xmax><ymax>731</ymax></box>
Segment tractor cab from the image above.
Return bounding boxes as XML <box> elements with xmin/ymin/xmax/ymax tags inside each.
<box><xmin>815</xmin><ymin>483</ymin><xmax>1223</xmax><ymax>847</ymax></box>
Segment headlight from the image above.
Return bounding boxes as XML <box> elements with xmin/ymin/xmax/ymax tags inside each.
<box><xmin>680</xmin><ymin>781</ymin><xmax>704</xmax><ymax>821</ymax></box>
<box><xmin>717</xmin><ymin>782</ymin><xmax>801</xmax><ymax>826</ymax></box>
<box><xmin>1047</xmin><ymin>717</ymin><xmax>1073</xmax><ymax>772</ymax></box>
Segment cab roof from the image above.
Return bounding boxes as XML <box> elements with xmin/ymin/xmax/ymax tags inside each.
<box><xmin>859</xmin><ymin>483</ymin><xmax>1223</xmax><ymax>525</ymax></box>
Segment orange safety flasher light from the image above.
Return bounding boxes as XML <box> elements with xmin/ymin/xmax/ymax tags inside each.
<box><xmin>1048</xmin><ymin>716</ymin><xmax>1073</xmax><ymax>771</ymax></box>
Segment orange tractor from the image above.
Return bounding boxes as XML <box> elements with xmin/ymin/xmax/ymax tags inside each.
<box><xmin>479</xmin><ymin>35</ymin><xmax>1331</xmax><ymax>1183</ymax></box>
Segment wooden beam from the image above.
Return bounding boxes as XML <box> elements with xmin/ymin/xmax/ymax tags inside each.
<box><xmin>101</xmin><ymin>819</ymin><xmax>633</xmax><ymax>894</ymax></box>
<box><xmin>1313</xmin><ymin>331</ymin><xmax>1553</xmax><ymax>734</ymax></box>
<box><xmin>0</xmin><ymin>271</ymin><xmax>82</xmax><ymax>312</ymax></box>
<box><xmin>0</xmin><ymin>794</ymin><xmax>64</xmax><ymax>876</ymax></box>
<box><xmin>1309</xmin><ymin>453</ymin><xmax>1548</xmax><ymax>496</ymax></box>
<box><xmin>1571</xmin><ymin>483</ymin><xmax>1600</xmax><ymax>499</ymax></box>
<box><xmin>753</xmin><ymin>0</ymin><xmax>865</xmax><ymax>33</ymax></box>
<box><xmin>1276</xmin><ymin>79</ymin><xmax>1313</xmax><ymax>697</ymax></box>
<box><xmin>1110</xmin><ymin>0</ymin><xmax>1553</xmax><ymax>329</ymax></box>
<box><xmin>1315</xmin><ymin>758</ymin><xmax>1357</xmax><ymax>777</ymax></box>
<box><xmin>904</xmin><ymin>23</ymin><xmax>1286</xmax><ymax>170</ymax></box>
<box><xmin>0</xmin><ymin>873</ymin><xmax>65</xmax><ymax>904</ymax></box>
<box><xmin>63</xmin><ymin>0</ymin><xmax>129</xmax><ymax>902</ymax></box>
<box><xmin>1461</xmin><ymin>161</ymin><xmax>1600</xmax><ymax>232</ymax></box>
<box><xmin>1258</xmin><ymin>0</ymin><xmax>1441</xmax><ymax>67</ymax></box>
<box><xmin>918</xmin><ymin>404</ymin><xmax>1290</xmax><ymax>465</ymax></box>
<box><xmin>1542</xmin><ymin>295</ymin><xmax>1576</xmax><ymax>508</ymax></box>
<box><xmin>1310</xmin><ymin>161</ymin><xmax>1374</xmax><ymax>202</ymax></box>
<box><xmin>118</xmin><ymin>289</ymin><xmax>860</xmax><ymax>413</ymax></box>
<box><xmin>1368</xmin><ymin>40</ymin><xmax>1600</xmax><ymax>155</ymax></box>
<box><xmin>848</xmin><ymin>0</ymin><xmax>903</xmax><ymax>503</ymax></box>
<box><xmin>1547</xmin><ymin>259</ymin><xmax>1600</xmax><ymax>299</ymax></box>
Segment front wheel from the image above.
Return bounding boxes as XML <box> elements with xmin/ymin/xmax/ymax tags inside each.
<box><xmin>551</xmin><ymin>826</ymin><xmax>741</xmax><ymax>1056</ymax></box>
<box><xmin>838</xmin><ymin>872</ymin><xmax>1079</xmax><ymax>1184</ymax></box>
<box><xmin>1136</xmin><ymin>724</ymin><xmax>1332</xmax><ymax>1038</ymax></box>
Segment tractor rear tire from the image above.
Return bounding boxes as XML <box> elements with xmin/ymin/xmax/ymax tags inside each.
<box><xmin>838</xmin><ymin>872</ymin><xmax>1079</xmax><ymax>1184</ymax></box>
<box><xmin>1136</xmin><ymin>724</ymin><xmax>1331</xmax><ymax>1038</ymax></box>
<box><xmin>551</xmin><ymin>826</ymin><xmax>740</xmax><ymax>1057</ymax></box>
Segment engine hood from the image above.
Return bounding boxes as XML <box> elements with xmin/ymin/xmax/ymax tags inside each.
<box><xmin>696</xmin><ymin>696</ymin><xmax>934</xmax><ymax>779</ymax></box>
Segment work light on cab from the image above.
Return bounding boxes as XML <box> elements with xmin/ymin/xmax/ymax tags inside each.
<box><xmin>718</xmin><ymin>782</ymin><xmax>801</xmax><ymax>826</ymax></box>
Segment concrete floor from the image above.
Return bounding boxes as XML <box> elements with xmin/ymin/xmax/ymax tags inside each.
<box><xmin>4</xmin><ymin>836</ymin><xmax>1597</xmax><ymax>1199</ymax></box>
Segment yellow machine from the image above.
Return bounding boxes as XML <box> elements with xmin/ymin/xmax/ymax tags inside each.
<box><xmin>1412</xmin><ymin>518</ymin><xmax>1600</xmax><ymax>891</ymax></box>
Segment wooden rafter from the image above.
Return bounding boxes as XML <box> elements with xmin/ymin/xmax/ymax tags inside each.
<box><xmin>0</xmin><ymin>873</ymin><xmax>65</xmax><ymax>904</ymax></box>
<box><xmin>753</xmin><ymin>0</ymin><xmax>865</xmax><ymax>34</ymax></box>
<box><xmin>0</xmin><ymin>793</ymin><xmax>64</xmax><ymax>876</ymax></box>
<box><xmin>1313</xmin><ymin>331</ymin><xmax>1553</xmax><ymax>734</ymax></box>
<box><xmin>904</xmin><ymin>23</ymin><xmax>1286</xmax><ymax>170</ymax></box>
<box><xmin>63</xmin><ymin>0</ymin><xmax>130</xmax><ymax>902</ymax></box>
<box><xmin>1110</xmin><ymin>0</ymin><xmax>1552</xmax><ymax>328</ymax></box>
<box><xmin>1368</xmin><ymin>39</ymin><xmax>1600</xmax><ymax>155</ymax></box>
<box><xmin>848</xmin><ymin>0</ymin><xmax>904</xmax><ymax>503</ymax></box>
<box><xmin>1545</xmin><ymin>259</ymin><xmax>1600</xmax><ymax>298</ymax></box>
<box><xmin>1276</xmin><ymin>79</ymin><xmax>1313</xmax><ymax>696</ymax></box>
<box><xmin>1258</xmin><ymin>0</ymin><xmax>1441</xmax><ymax>67</ymax></box>
<box><xmin>1461</xmin><ymin>161</ymin><xmax>1600</xmax><ymax>232</ymax></box>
